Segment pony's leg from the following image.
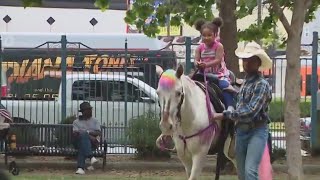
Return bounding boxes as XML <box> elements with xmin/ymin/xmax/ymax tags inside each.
<box><xmin>188</xmin><ymin>151</ymin><xmax>207</xmax><ymax>180</ymax></box>
<box><xmin>177</xmin><ymin>151</ymin><xmax>192</xmax><ymax>178</ymax></box>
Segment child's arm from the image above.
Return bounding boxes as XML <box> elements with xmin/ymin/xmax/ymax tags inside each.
<box><xmin>205</xmin><ymin>43</ymin><xmax>224</xmax><ymax>67</ymax></box>
<box><xmin>194</xmin><ymin>46</ymin><xmax>201</xmax><ymax>67</ymax></box>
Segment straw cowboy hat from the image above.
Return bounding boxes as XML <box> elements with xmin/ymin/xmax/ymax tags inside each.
<box><xmin>236</xmin><ymin>41</ymin><xmax>272</xmax><ymax>71</ymax></box>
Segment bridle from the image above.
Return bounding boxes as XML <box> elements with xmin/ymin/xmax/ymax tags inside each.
<box><xmin>158</xmin><ymin>69</ymin><xmax>218</xmax><ymax>152</ymax></box>
<box><xmin>157</xmin><ymin>71</ymin><xmax>185</xmax><ymax>123</ymax></box>
<box><xmin>176</xmin><ymin>88</ymin><xmax>184</xmax><ymax>123</ymax></box>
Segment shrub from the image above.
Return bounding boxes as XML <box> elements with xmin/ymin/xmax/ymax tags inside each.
<box><xmin>271</xmin><ymin>145</ymin><xmax>286</xmax><ymax>162</ymax></box>
<box><xmin>126</xmin><ymin>111</ymin><xmax>171</xmax><ymax>159</ymax></box>
<box><xmin>269</xmin><ymin>100</ymin><xmax>310</xmax><ymax>122</ymax></box>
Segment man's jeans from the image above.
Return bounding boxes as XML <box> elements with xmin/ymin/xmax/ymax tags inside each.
<box><xmin>73</xmin><ymin>132</ymin><xmax>93</xmax><ymax>169</ymax></box>
<box><xmin>235</xmin><ymin>125</ymin><xmax>269</xmax><ymax>180</ymax></box>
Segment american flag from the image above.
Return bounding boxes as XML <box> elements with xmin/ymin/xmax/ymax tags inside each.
<box><xmin>0</xmin><ymin>104</ymin><xmax>12</xmax><ymax>122</ymax></box>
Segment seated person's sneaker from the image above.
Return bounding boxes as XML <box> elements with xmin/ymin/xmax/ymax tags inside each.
<box><xmin>227</xmin><ymin>106</ymin><xmax>235</xmax><ymax>111</ymax></box>
<box><xmin>87</xmin><ymin>165</ymin><xmax>94</xmax><ymax>171</ymax></box>
<box><xmin>90</xmin><ymin>157</ymin><xmax>98</xmax><ymax>165</ymax></box>
<box><xmin>76</xmin><ymin>168</ymin><xmax>85</xmax><ymax>175</ymax></box>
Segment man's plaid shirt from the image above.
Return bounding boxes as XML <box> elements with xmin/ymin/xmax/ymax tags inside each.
<box><xmin>224</xmin><ymin>73</ymin><xmax>272</xmax><ymax>123</ymax></box>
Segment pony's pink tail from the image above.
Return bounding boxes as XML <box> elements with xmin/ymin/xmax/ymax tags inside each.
<box><xmin>259</xmin><ymin>143</ymin><xmax>273</xmax><ymax>180</ymax></box>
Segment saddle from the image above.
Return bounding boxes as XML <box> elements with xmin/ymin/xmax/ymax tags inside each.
<box><xmin>194</xmin><ymin>81</ymin><xmax>224</xmax><ymax>113</ymax></box>
<box><xmin>192</xmin><ymin>72</ymin><xmax>225</xmax><ymax>112</ymax></box>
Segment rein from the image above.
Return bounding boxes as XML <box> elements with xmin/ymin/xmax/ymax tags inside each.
<box><xmin>177</xmin><ymin>70</ymin><xmax>217</xmax><ymax>151</ymax></box>
<box><xmin>203</xmin><ymin>71</ymin><xmax>214</xmax><ymax>120</ymax></box>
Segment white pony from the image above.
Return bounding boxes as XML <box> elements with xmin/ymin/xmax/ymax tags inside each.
<box><xmin>155</xmin><ymin>64</ymin><xmax>236</xmax><ymax>180</ymax></box>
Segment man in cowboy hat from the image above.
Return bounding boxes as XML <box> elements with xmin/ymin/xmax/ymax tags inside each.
<box><xmin>211</xmin><ymin>41</ymin><xmax>273</xmax><ymax>180</ymax></box>
<box><xmin>72</xmin><ymin>102</ymin><xmax>101</xmax><ymax>175</ymax></box>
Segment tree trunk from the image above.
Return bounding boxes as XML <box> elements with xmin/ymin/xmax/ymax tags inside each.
<box><xmin>284</xmin><ymin>1</ymin><xmax>308</xmax><ymax>179</ymax></box>
<box><xmin>284</xmin><ymin>32</ymin><xmax>304</xmax><ymax>180</ymax></box>
<box><xmin>219</xmin><ymin>0</ymin><xmax>241</xmax><ymax>77</ymax></box>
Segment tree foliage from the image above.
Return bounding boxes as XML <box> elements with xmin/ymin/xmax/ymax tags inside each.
<box><xmin>125</xmin><ymin>0</ymin><xmax>319</xmax><ymax>47</ymax></box>
<box><xmin>20</xmin><ymin>0</ymin><xmax>319</xmax><ymax>46</ymax></box>
<box><xmin>21</xmin><ymin>0</ymin><xmax>110</xmax><ymax>11</ymax></box>
<box><xmin>125</xmin><ymin>0</ymin><xmax>215</xmax><ymax>37</ymax></box>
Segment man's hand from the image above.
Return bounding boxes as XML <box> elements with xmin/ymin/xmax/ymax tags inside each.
<box><xmin>72</xmin><ymin>129</ymin><xmax>86</xmax><ymax>136</ymax></box>
<box><xmin>88</xmin><ymin>130</ymin><xmax>101</xmax><ymax>137</ymax></box>
<box><xmin>210</xmin><ymin>113</ymin><xmax>224</xmax><ymax>122</ymax></box>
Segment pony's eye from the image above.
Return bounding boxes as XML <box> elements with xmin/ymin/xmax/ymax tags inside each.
<box><xmin>176</xmin><ymin>91</ymin><xmax>181</xmax><ymax>97</ymax></box>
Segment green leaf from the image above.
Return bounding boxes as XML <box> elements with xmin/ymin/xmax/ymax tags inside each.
<box><xmin>236</xmin><ymin>0</ymin><xmax>256</xmax><ymax>19</ymax></box>
<box><xmin>94</xmin><ymin>0</ymin><xmax>110</xmax><ymax>12</ymax></box>
<box><xmin>22</xmin><ymin>0</ymin><xmax>42</xmax><ymax>8</ymax></box>
<box><xmin>125</xmin><ymin>10</ymin><xmax>137</xmax><ymax>24</ymax></box>
<box><xmin>170</xmin><ymin>15</ymin><xmax>182</xmax><ymax>26</ymax></box>
<box><xmin>305</xmin><ymin>0</ymin><xmax>320</xmax><ymax>23</ymax></box>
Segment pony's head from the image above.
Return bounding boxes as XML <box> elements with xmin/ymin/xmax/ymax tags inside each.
<box><xmin>156</xmin><ymin>64</ymin><xmax>185</xmax><ymax>135</ymax></box>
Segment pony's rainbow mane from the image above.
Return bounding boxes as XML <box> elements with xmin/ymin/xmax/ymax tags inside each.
<box><xmin>159</xmin><ymin>69</ymin><xmax>177</xmax><ymax>90</ymax></box>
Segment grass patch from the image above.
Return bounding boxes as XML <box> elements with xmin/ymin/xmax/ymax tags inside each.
<box><xmin>10</xmin><ymin>175</ymin><xmax>239</xmax><ymax>180</ymax></box>
<box><xmin>9</xmin><ymin>174</ymin><xmax>320</xmax><ymax>180</ymax></box>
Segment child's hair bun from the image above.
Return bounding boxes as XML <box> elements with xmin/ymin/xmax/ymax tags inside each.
<box><xmin>194</xmin><ymin>19</ymin><xmax>206</xmax><ymax>32</ymax></box>
<box><xmin>212</xmin><ymin>17</ymin><xmax>223</xmax><ymax>28</ymax></box>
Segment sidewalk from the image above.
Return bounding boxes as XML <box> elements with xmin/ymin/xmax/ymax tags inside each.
<box><xmin>0</xmin><ymin>155</ymin><xmax>319</xmax><ymax>174</ymax></box>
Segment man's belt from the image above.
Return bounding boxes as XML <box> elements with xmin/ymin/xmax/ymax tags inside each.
<box><xmin>236</xmin><ymin>120</ymin><xmax>267</xmax><ymax>131</ymax></box>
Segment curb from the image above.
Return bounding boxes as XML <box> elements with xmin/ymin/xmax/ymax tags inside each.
<box><xmin>1</xmin><ymin>161</ymin><xmax>319</xmax><ymax>174</ymax></box>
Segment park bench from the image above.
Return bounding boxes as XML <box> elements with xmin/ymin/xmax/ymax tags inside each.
<box><xmin>2</xmin><ymin>123</ymin><xmax>107</xmax><ymax>170</ymax></box>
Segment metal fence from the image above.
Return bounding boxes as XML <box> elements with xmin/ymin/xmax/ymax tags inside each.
<box><xmin>0</xmin><ymin>35</ymin><xmax>176</xmax><ymax>153</ymax></box>
<box><xmin>311</xmin><ymin>32</ymin><xmax>320</xmax><ymax>154</ymax></box>
<box><xmin>0</xmin><ymin>34</ymin><xmax>318</xmax><ymax>154</ymax></box>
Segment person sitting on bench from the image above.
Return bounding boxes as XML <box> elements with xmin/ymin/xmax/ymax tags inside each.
<box><xmin>73</xmin><ymin>102</ymin><xmax>101</xmax><ymax>175</ymax></box>
<box><xmin>193</xmin><ymin>17</ymin><xmax>234</xmax><ymax>111</ymax></box>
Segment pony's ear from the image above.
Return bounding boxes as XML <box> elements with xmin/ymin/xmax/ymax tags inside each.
<box><xmin>176</xmin><ymin>64</ymin><xmax>184</xmax><ymax>79</ymax></box>
<box><xmin>155</xmin><ymin>65</ymin><xmax>164</xmax><ymax>77</ymax></box>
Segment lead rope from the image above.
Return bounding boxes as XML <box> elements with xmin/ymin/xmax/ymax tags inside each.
<box><xmin>179</xmin><ymin>61</ymin><xmax>217</xmax><ymax>153</ymax></box>
<box><xmin>179</xmin><ymin>69</ymin><xmax>215</xmax><ymax>153</ymax></box>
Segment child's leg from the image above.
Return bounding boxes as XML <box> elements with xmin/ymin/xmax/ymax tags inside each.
<box><xmin>218</xmin><ymin>80</ymin><xmax>234</xmax><ymax>110</ymax></box>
